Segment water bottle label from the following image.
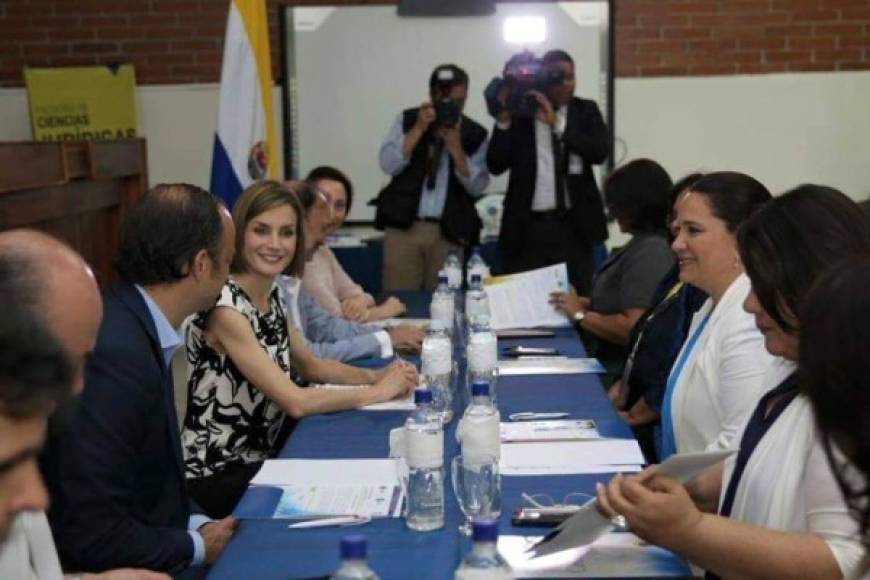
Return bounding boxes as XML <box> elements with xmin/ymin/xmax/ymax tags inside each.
<box><xmin>406</xmin><ymin>428</ymin><xmax>444</xmax><ymax>469</ymax></box>
<box><xmin>467</xmin><ymin>339</ymin><xmax>497</xmax><ymax>372</ymax></box>
<box><xmin>462</xmin><ymin>417</ymin><xmax>501</xmax><ymax>460</ymax></box>
<box><xmin>430</xmin><ymin>298</ymin><xmax>454</xmax><ymax>324</ymax></box>
<box><xmin>422</xmin><ymin>339</ymin><xmax>452</xmax><ymax>375</ymax></box>
<box><xmin>422</xmin><ymin>358</ymin><xmax>451</xmax><ymax>376</ymax></box>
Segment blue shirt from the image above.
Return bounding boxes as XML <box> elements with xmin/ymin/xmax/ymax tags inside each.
<box><xmin>134</xmin><ymin>285</ymin><xmax>209</xmax><ymax>567</ymax></box>
<box><xmin>378</xmin><ymin>113</ymin><xmax>490</xmax><ymax>218</ymax></box>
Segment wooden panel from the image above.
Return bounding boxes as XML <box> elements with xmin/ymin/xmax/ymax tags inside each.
<box><xmin>0</xmin><ymin>140</ymin><xmax>147</xmax><ymax>287</ymax></box>
<box><xmin>88</xmin><ymin>140</ymin><xmax>146</xmax><ymax>179</ymax></box>
<box><xmin>0</xmin><ymin>142</ymin><xmax>67</xmax><ymax>193</ymax></box>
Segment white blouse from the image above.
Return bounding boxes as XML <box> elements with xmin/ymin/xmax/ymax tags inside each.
<box><xmin>722</xmin><ymin>358</ymin><xmax>865</xmax><ymax>577</ymax></box>
<box><xmin>669</xmin><ymin>273</ymin><xmax>775</xmax><ymax>453</ymax></box>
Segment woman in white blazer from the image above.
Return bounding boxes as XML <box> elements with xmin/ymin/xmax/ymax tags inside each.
<box><xmin>598</xmin><ymin>186</ymin><xmax>870</xmax><ymax>579</ymax></box>
<box><xmin>659</xmin><ymin>172</ymin><xmax>774</xmax><ymax>459</ymax></box>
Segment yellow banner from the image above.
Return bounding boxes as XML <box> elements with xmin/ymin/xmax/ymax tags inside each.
<box><xmin>24</xmin><ymin>65</ymin><xmax>137</xmax><ymax>142</ymax></box>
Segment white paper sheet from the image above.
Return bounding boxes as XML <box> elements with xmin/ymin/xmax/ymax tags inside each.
<box><xmin>251</xmin><ymin>458</ymin><xmax>404</xmax><ymax>486</ymax></box>
<box><xmin>499</xmin><ymin>533</ymin><xmax>689</xmax><ymax>577</ymax></box>
<box><xmin>500</xmin><ymin>440</ymin><xmax>644</xmax><ymax>476</ymax></box>
<box><xmin>500</xmin><ymin>420</ymin><xmax>601</xmax><ymax>443</ymax></box>
<box><xmin>528</xmin><ymin>449</ymin><xmax>736</xmax><ymax>558</ymax></box>
<box><xmin>497</xmin><ymin>358</ymin><xmax>605</xmax><ymax>376</ymax></box>
<box><xmin>486</xmin><ymin>264</ymin><xmax>572</xmax><ymax>330</ymax></box>
<box><xmin>311</xmin><ymin>383</ymin><xmax>416</xmax><ymax>411</ymax></box>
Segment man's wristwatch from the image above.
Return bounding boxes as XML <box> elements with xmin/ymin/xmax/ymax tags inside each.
<box><xmin>573</xmin><ymin>310</ymin><xmax>586</xmax><ymax>323</ymax></box>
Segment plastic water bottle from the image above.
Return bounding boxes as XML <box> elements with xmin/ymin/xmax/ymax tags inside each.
<box><xmin>466</xmin><ymin>246</ymin><xmax>491</xmax><ymax>285</ymax></box>
<box><xmin>454</xmin><ymin>519</ymin><xmax>514</xmax><ymax>579</ymax></box>
<box><xmin>459</xmin><ymin>383</ymin><xmax>502</xmax><ymax>518</ymax></box>
<box><xmin>421</xmin><ymin>319</ymin><xmax>454</xmax><ymax>423</ymax></box>
<box><xmin>330</xmin><ymin>535</ymin><xmax>379</xmax><ymax>580</ymax></box>
<box><xmin>405</xmin><ymin>388</ymin><xmax>445</xmax><ymax>531</ymax></box>
<box><xmin>430</xmin><ymin>272</ymin><xmax>455</xmax><ymax>335</ymax></box>
<box><xmin>465</xmin><ymin>274</ymin><xmax>490</xmax><ymax>328</ymax></box>
<box><xmin>444</xmin><ymin>250</ymin><xmax>463</xmax><ymax>291</ymax></box>
<box><xmin>466</xmin><ymin>314</ymin><xmax>498</xmax><ymax>403</ymax></box>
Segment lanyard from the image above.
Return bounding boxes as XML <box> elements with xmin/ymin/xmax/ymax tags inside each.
<box><xmin>659</xmin><ymin>311</ymin><xmax>712</xmax><ymax>460</ymax></box>
<box><xmin>620</xmin><ymin>281</ymin><xmax>685</xmax><ymax>386</ymax></box>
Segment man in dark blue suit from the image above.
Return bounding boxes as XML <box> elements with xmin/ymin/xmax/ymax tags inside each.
<box><xmin>48</xmin><ymin>184</ymin><xmax>238</xmax><ymax>575</ymax></box>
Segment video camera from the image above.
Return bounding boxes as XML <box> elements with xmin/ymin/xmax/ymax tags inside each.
<box><xmin>484</xmin><ymin>51</ymin><xmax>567</xmax><ymax>118</ymax></box>
<box><xmin>430</xmin><ymin>66</ymin><xmax>463</xmax><ymax>127</ymax></box>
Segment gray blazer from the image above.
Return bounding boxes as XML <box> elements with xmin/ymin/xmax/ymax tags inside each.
<box><xmin>279</xmin><ymin>276</ymin><xmax>388</xmax><ymax>362</ymax></box>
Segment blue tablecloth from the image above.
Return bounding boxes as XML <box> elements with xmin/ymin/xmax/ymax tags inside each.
<box><xmin>207</xmin><ymin>293</ymin><xmax>686</xmax><ymax>579</ymax></box>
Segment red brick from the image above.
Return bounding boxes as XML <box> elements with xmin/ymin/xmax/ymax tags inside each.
<box><xmin>663</xmin><ymin>27</ymin><xmax>711</xmax><ymax>39</ymax></box>
<box><xmin>765</xmin><ymin>24</ymin><xmax>814</xmax><ymax>36</ymax></box>
<box><xmin>689</xmin><ymin>39</ymin><xmax>738</xmax><ymax>53</ymax></box>
<box><xmin>122</xmin><ymin>41</ymin><xmax>169</xmax><ymax>54</ymax></box>
<box><xmin>738</xmin><ymin>62</ymin><xmax>789</xmax><ymax>74</ymax></box>
<box><xmin>97</xmin><ymin>27</ymin><xmax>147</xmax><ymax>40</ymax></box>
<box><xmin>638</xmin><ymin>65</ymin><xmax>691</xmax><ymax>77</ymax></box>
<box><xmin>788</xmin><ymin>36</ymin><xmax>837</xmax><ymax>50</ymax></box>
<box><xmin>837</xmin><ymin>61</ymin><xmax>870</xmax><ymax>70</ymax></box>
<box><xmin>790</xmin><ymin>9</ymin><xmax>841</xmax><ymax>22</ymax></box>
<box><xmin>814</xmin><ymin>23</ymin><xmax>864</xmax><ymax>35</ymax></box>
<box><xmin>814</xmin><ymin>48</ymin><xmax>864</xmax><ymax>61</ymax></box>
<box><xmin>618</xmin><ymin>27</ymin><xmax>662</xmax><ymax>41</ymax></box>
<box><xmin>838</xmin><ymin>36</ymin><xmax>870</xmax><ymax>49</ymax></box>
<box><xmin>687</xmin><ymin>63</ymin><xmax>739</xmax><ymax>75</ymax></box>
<box><xmin>636</xmin><ymin>39</ymin><xmax>688</xmax><ymax>53</ymax></box>
<box><xmin>170</xmin><ymin>40</ymin><xmax>218</xmax><ymax>52</ymax></box>
<box><xmin>788</xmin><ymin>62</ymin><xmax>837</xmax><ymax>71</ymax></box>
<box><xmin>72</xmin><ymin>42</ymin><xmax>119</xmax><ymax>54</ymax></box>
<box><xmin>620</xmin><ymin>52</ymin><xmax>663</xmax><ymax>67</ymax></box>
<box><xmin>739</xmin><ymin>38</ymin><xmax>787</xmax><ymax>51</ymax></box>
<box><xmin>765</xmin><ymin>50</ymin><xmax>814</xmax><ymax>63</ymax></box>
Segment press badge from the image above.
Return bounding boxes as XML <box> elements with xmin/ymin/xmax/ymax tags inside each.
<box><xmin>568</xmin><ymin>153</ymin><xmax>584</xmax><ymax>175</ymax></box>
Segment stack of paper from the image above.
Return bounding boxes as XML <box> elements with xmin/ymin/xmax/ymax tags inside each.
<box><xmin>485</xmin><ymin>264</ymin><xmax>572</xmax><ymax>330</ymax></box>
<box><xmin>500</xmin><ymin>420</ymin><xmax>601</xmax><ymax>443</ymax></box>
<box><xmin>497</xmin><ymin>358</ymin><xmax>605</xmax><ymax>376</ymax></box>
<box><xmin>238</xmin><ymin>459</ymin><xmax>405</xmax><ymax>519</ymax></box>
<box><xmin>500</xmin><ymin>440</ymin><xmax>645</xmax><ymax>476</ymax></box>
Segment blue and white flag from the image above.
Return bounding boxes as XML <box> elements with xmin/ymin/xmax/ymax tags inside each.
<box><xmin>210</xmin><ymin>0</ymin><xmax>277</xmax><ymax>208</ymax></box>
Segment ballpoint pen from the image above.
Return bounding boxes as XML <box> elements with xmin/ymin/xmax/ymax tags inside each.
<box><xmin>508</xmin><ymin>412</ymin><xmax>571</xmax><ymax>421</ymax></box>
<box><xmin>287</xmin><ymin>515</ymin><xmax>371</xmax><ymax>529</ymax></box>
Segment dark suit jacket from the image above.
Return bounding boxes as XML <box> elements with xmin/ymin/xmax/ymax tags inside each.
<box><xmin>486</xmin><ymin>96</ymin><xmax>609</xmax><ymax>258</ymax></box>
<box><xmin>48</xmin><ymin>280</ymin><xmax>194</xmax><ymax>574</ymax></box>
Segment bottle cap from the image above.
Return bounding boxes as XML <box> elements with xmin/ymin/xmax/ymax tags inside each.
<box><xmin>437</xmin><ymin>271</ymin><xmax>448</xmax><ymax>284</ymax></box>
<box><xmin>471</xmin><ymin>381</ymin><xmax>490</xmax><ymax>397</ymax></box>
<box><xmin>471</xmin><ymin>273</ymin><xmax>482</xmax><ymax>283</ymax></box>
<box><xmin>340</xmin><ymin>534</ymin><xmax>367</xmax><ymax>559</ymax></box>
<box><xmin>471</xmin><ymin>518</ymin><xmax>498</xmax><ymax>542</ymax></box>
<box><xmin>429</xmin><ymin>319</ymin><xmax>446</xmax><ymax>332</ymax></box>
<box><xmin>414</xmin><ymin>387</ymin><xmax>433</xmax><ymax>404</ymax></box>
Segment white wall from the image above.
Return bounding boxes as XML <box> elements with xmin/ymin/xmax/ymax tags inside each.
<box><xmin>615</xmin><ymin>71</ymin><xmax>870</xmax><ymax>200</ymax></box>
<box><xmin>2</xmin><ymin>70</ymin><xmax>868</xmax><ymax>206</ymax></box>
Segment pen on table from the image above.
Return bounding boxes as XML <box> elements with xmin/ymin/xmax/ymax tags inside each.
<box><xmin>287</xmin><ymin>515</ymin><xmax>371</xmax><ymax>529</ymax></box>
<box><xmin>509</xmin><ymin>412</ymin><xmax>571</xmax><ymax>421</ymax></box>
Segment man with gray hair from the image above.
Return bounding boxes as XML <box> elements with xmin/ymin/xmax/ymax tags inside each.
<box><xmin>0</xmin><ymin>230</ymin><xmax>166</xmax><ymax>578</ymax></box>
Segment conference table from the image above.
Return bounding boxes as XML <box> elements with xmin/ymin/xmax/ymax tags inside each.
<box><xmin>208</xmin><ymin>292</ymin><xmax>691</xmax><ymax>579</ymax></box>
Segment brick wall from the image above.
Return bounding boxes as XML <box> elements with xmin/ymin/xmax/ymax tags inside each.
<box><xmin>0</xmin><ymin>0</ymin><xmax>868</xmax><ymax>87</ymax></box>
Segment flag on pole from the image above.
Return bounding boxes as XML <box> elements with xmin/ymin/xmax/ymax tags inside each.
<box><xmin>210</xmin><ymin>0</ymin><xmax>277</xmax><ymax>208</ymax></box>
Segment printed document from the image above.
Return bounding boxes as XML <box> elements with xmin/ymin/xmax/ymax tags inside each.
<box><xmin>500</xmin><ymin>439</ymin><xmax>645</xmax><ymax>476</ymax></box>
<box><xmin>486</xmin><ymin>264</ymin><xmax>571</xmax><ymax>330</ymax></box>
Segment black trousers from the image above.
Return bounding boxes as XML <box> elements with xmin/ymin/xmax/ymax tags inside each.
<box><xmin>187</xmin><ymin>461</ymin><xmax>264</xmax><ymax>519</ymax></box>
<box><xmin>503</xmin><ymin>215</ymin><xmax>595</xmax><ymax>295</ymax></box>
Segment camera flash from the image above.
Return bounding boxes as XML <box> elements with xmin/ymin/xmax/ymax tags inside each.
<box><xmin>503</xmin><ymin>16</ymin><xmax>546</xmax><ymax>45</ymax></box>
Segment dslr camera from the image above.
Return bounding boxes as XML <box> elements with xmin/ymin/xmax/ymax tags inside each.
<box><xmin>431</xmin><ymin>66</ymin><xmax>462</xmax><ymax>127</ymax></box>
<box><xmin>484</xmin><ymin>51</ymin><xmax>567</xmax><ymax>118</ymax></box>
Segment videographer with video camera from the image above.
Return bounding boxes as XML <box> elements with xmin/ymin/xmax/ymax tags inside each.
<box><xmin>486</xmin><ymin>49</ymin><xmax>609</xmax><ymax>294</ymax></box>
<box><xmin>375</xmin><ymin>64</ymin><xmax>490</xmax><ymax>291</ymax></box>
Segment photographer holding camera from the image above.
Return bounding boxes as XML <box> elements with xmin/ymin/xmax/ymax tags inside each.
<box><xmin>375</xmin><ymin>64</ymin><xmax>490</xmax><ymax>291</ymax></box>
<box><xmin>486</xmin><ymin>50</ymin><xmax>609</xmax><ymax>294</ymax></box>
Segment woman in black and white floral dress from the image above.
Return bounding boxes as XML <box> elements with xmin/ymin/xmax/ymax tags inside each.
<box><xmin>182</xmin><ymin>180</ymin><xmax>418</xmax><ymax>518</ymax></box>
